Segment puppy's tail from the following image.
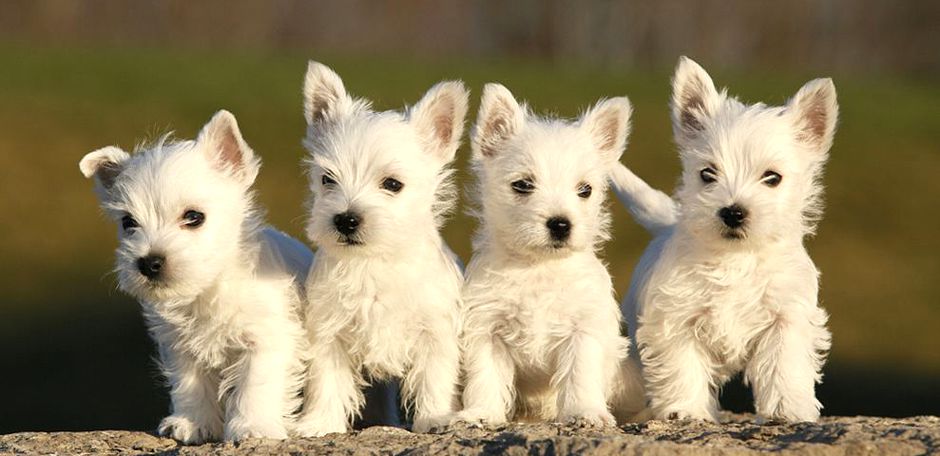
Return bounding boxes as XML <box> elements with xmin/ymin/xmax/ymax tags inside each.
<box><xmin>608</xmin><ymin>162</ymin><xmax>678</xmax><ymax>235</ymax></box>
<box><xmin>260</xmin><ymin>227</ymin><xmax>315</xmax><ymax>284</ymax></box>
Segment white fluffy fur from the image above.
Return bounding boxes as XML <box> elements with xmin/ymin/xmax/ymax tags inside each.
<box><xmin>610</xmin><ymin>56</ymin><xmax>836</xmax><ymax>423</ymax></box>
<box><xmin>80</xmin><ymin>111</ymin><xmax>311</xmax><ymax>443</ymax></box>
<box><xmin>296</xmin><ymin>61</ymin><xmax>468</xmax><ymax>436</ymax></box>
<box><xmin>457</xmin><ymin>83</ymin><xmax>634</xmax><ymax>426</ymax></box>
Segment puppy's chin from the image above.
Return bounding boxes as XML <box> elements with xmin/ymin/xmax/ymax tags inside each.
<box><xmin>720</xmin><ymin>228</ymin><xmax>747</xmax><ymax>241</ymax></box>
<box><xmin>336</xmin><ymin>235</ymin><xmax>364</xmax><ymax>247</ymax></box>
<box><xmin>549</xmin><ymin>238</ymin><xmax>578</xmax><ymax>252</ymax></box>
<box><xmin>118</xmin><ymin>270</ymin><xmax>201</xmax><ymax>304</ymax></box>
<box><xmin>551</xmin><ymin>241</ymin><xmax>569</xmax><ymax>250</ymax></box>
<box><xmin>703</xmin><ymin>225</ymin><xmax>776</xmax><ymax>253</ymax></box>
<box><xmin>517</xmin><ymin>240</ymin><xmax>581</xmax><ymax>260</ymax></box>
<box><xmin>682</xmin><ymin>217</ymin><xmax>752</xmax><ymax>247</ymax></box>
<box><xmin>317</xmin><ymin>233</ymin><xmax>387</xmax><ymax>258</ymax></box>
<box><xmin>120</xmin><ymin>280</ymin><xmax>177</xmax><ymax>304</ymax></box>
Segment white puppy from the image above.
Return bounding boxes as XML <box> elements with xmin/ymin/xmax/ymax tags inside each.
<box><xmin>295</xmin><ymin>61</ymin><xmax>468</xmax><ymax>436</ymax></box>
<box><xmin>457</xmin><ymin>84</ymin><xmax>633</xmax><ymax>426</ymax></box>
<box><xmin>610</xmin><ymin>57</ymin><xmax>836</xmax><ymax>423</ymax></box>
<box><xmin>80</xmin><ymin>111</ymin><xmax>311</xmax><ymax>443</ymax></box>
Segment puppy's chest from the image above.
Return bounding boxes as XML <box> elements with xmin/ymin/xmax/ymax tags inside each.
<box><xmin>322</xmin><ymin>263</ymin><xmax>452</xmax><ymax>324</ymax></box>
<box><xmin>650</xmin><ymin>259</ymin><xmax>774</xmax><ymax>357</ymax></box>
<box><xmin>150</xmin><ymin>300</ymin><xmax>247</xmax><ymax>370</ymax></box>
<box><xmin>183</xmin><ymin>322</ymin><xmax>237</xmax><ymax>370</ymax></box>
<box><xmin>472</xmin><ymin>265</ymin><xmax>607</xmax><ymax>360</ymax></box>
<box><xmin>311</xmin><ymin>259</ymin><xmax>458</xmax><ymax>368</ymax></box>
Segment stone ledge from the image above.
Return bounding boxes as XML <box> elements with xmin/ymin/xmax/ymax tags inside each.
<box><xmin>2</xmin><ymin>415</ymin><xmax>937</xmax><ymax>455</ymax></box>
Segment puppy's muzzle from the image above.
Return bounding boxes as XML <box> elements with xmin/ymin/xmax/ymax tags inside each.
<box><xmin>137</xmin><ymin>255</ymin><xmax>166</xmax><ymax>279</ymax></box>
<box><xmin>333</xmin><ymin>211</ymin><xmax>362</xmax><ymax>236</ymax></box>
<box><xmin>546</xmin><ymin>216</ymin><xmax>572</xmax><ymax>242</ymax></box>
<box><xmin>718</xmin><ymin>205</ymin><xmax>748</xmax><ymax>229</ymax></box>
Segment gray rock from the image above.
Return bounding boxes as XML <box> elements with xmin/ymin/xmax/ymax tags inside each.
<box><xmin>1</xmin><ymin>415</ymin><xmax>937</xmax><ymax>455</ymax></box>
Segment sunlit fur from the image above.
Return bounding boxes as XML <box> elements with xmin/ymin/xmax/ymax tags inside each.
<box><xmin>296</xmin><ymin>61</ymin><xmax>468</xmax><ymax>436</ymax></box>
<box><xmin>609</xmin><ymin>56</ymin><xmax>837</xmax><ymax>423</ymax></box>
<box><xmin>457</xmin><ymin>83</ymin><xmax>635</xmax><ymax>427</ymax></box>
<box><xmin>79</xmin><ymin>111</ymin><xmax>311</xmax><ymax>443</ymax></box>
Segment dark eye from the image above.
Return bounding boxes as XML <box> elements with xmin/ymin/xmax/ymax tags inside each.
<box><xmin>511</xmin><ymin>179</ymin><xmax>535</xmax><ymax>194</ymax></box>
<box><xmin>381</xmin><ymin>177</ymin><xmax>404</xmax><ymax>193</ymax></box>
<box><xmin>182</xmin><ymin>210</ymin><xmax>205</xmax><ymax>228</ymax></box>
<box><xmin>577</xmin><ymin>182</ymin><xmax>592</xmax><ymax>199</ymax></box>
<box><xmin>762</xmin><ymin>170</ymin><xmax>782</xmax><ymax>187</ymax></box>
<box><xmin>121</xmin><ymin>215</ymin><xmax>139</xmax><ymax>231</ymax></box>
<box><xmin>700</xmin><ymin>167</ymin><xmax>718</xmax><ymax>184</ymax></box>
<box><xmin>322</xmin><ymin>174</ymin><xmax>337</xmax><ymax>187</ymax></box>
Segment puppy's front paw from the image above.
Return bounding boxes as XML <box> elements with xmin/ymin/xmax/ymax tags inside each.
<box><xmin>450</xmin><ymin>409</ymin><xmax>507</xmax><ymax>428</ymax></box>
<box><xmin>158</xmin><ymin>414</ymin><xmax>221</xmax><ymax>445</ymax></box>
<box><xmin>755</xmin><ymin>415</ymin><xmax>787</xmax><ymax>426</ymax></box>
<box><xmin>558</xmin><ymin>408</ymin><xmax>616</xmax><ymax>428</ymax></box>
<box><xmin>412</xmin><ymin>414</ymin><xmax>452</xmax><ymax>433</ymax></box>
<box><xmin>659</xmin><ymin>408</ymin><xmax>715</xmax><ymax>422</ymax></box>
<box><xmin>293</xmin><ymin>415</ymin><xmax>348</xmax><ymax>438</ymax></box>
<box><xmin>224</xmin><ymin>415</ymin><xmax>288</xmax><ymax>441</ymax></box>
<box><xmin>760</xmin><ymin>402</ymin><xmax>821</xmax><ymax>424</ymax></box>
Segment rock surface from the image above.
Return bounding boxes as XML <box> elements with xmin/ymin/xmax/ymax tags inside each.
<box><xmin>1</xmin><ymin>415</ymin><xmax>937</xmax><ymax>455</ymax></box>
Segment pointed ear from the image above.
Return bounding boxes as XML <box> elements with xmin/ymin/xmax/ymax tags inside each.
<box><xmin>409</xmin><ymin>80</ymin><xmax>469</xmax><ymax>163</ymax></box>
<box><xmin>196</xmin><ymin>110</ymin><xmax>260</xmax><ymax>186</ymax></box>
<box><xmin>789</xmin><ymin>78</ymin><xmax>839</xmax><ymax>153</ymax></box>
<box><xmin>671</xmin><ymin>56</ymin><xmax>720</xmax><ymax>142</ymax></box>
<box><xmin>580</xmin><ymin>97</ymin><xmax>632</xmax><ymax>163</ymax></box>
<box><xmin>472</xmin><ymin>83</ymin><xmax>525</xmax><ymax>159</ymax></box>
<box><xmin>80</xmin><ymin>146</ymin><xmax>130</xmax><ymax>191</ymax></box>
<box><xmin>303</xmin><ymin>61</ymin><xmax>350</xmax><ymax>126</ymax></box>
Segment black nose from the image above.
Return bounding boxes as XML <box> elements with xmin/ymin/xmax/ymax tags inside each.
<box><xmin>718</xmin><ymin>205</ymin><xmax>748</xmax><ymax>228</ymax></box>
<box><xmin>137</xmin><ymin>255</ymin><xmax>165</xmax><ymax>279</ymax></box>
<box><xmin>333</xmin><ymin>212</ymin><xmax>361</xmax><ymax>236</ymax></box>
<box><xmin>546</xmin><ymin>216</ymin><xmax>572</xmax><ymax>241</ymax></box>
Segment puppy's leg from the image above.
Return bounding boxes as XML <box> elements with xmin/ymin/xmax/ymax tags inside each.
<box><xmin>747</xmin><ymin>305</ymin><xmax>830</xmax><ymax>423</ymax></box>
<box><xmin>553</xmin><ymin>331</ymin><xmax>615</xmax><ymax>426</ymax></box>
<box><xmin>639</xmin><ymin>328</ymin><xmax>719</xmax><ymax>421</ymax></box>
<box><xmin>295</xmin><ymin>337</ymin><xmax>364</xmax><ymax>437</ymax></box>
<box><xmin>405</xmin><ymin>328</ymin><xmax>460</xmax><ymax>432</ymax></box>
<box><xmin>157</xmin><ymin>348</ymin><xmax>224</xmax><ymax>444</ymax></box>
<box><xmin>457</xmin><ymin>333</ymin><xmax>515</xmax><ymax>425</ymax></box>
<box><xmin>222</xmin><ymin>333</ymin><xmax>298</xmax><ymax>441</ymax></box>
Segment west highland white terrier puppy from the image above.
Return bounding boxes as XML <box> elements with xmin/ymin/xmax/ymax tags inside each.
<box><xmin>80</xmin><ymin>111</ymin><xmax>311</xmax><ymax>443</ymax></box>
<box><xmin>609</xmin><ymin>56</ymin><xmax>837</xmax><ymax>423</ymax></box>
<box><xmin>295</xmin><ymin>61</ymin><xmax>468</xmax><ymax>436</ymax></box>
<box><xmin>457</xmin><ymin>83</ymin><xmax>633</xmax><ymax>426</ymax></box>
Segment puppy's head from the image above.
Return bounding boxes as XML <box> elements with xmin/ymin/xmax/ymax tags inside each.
<box><xmin>80</xmin><ymin>110</ymin><xmax>260</xmax><ymax>302</ymax></box>
<box><xmin>470</xmin><ymin>83</ymin><xmax>632</xmax><ymax>259</ymax></box>
<box><xmin>670</xmin><ymin>57</ymin><xmax>838</xmax><ymax>246</ymax></box>
<box><xmin>301</xmin><ymin>61</ymin><xmax>468</xmax><ymax>257</ymax></box>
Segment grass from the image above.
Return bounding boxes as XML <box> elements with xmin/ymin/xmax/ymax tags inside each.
<box><xmin>0</xmin><ymin>45</ymin><xmax>937</xmax><ymax>429</ymax></box>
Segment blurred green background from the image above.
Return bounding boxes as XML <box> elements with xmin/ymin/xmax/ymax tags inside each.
<box><xmin>0</xmin><ymin>0</ymin><xmax>937</xmax><ymax>433</ymax></box>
